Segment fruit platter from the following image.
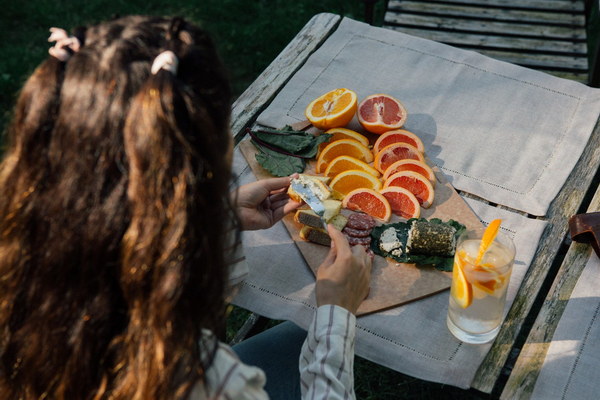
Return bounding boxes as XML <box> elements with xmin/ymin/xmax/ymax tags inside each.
<box><xmin>239</xmin><ymin>88</ymin><xmax>483</xmax><ymax>315</ymax></box>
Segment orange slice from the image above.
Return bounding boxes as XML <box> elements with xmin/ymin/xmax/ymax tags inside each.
<box><xmin>324</xmin><ymin>155</ymin><xmax>381</xmax><ymax>179</ymax></box>
<box><xmin>451</xmin><ymin>252</ymin><xmax>473</xmax><ymax>308</ymax></box>
<box><xmin>318</xmin><ymin>127</ymin><xmax>371</xmax><ymax>155</ymax></box>
<box><xmin>372</xmin><ymin>129</ymin><xmax>424</xmax><ymax>154</ymax></box>
<box><xmin>374</xmin><ymin>143</ymin><xmax>424</xmax><ymax>173</ymax></box>
<box><xmin>316</xmin><ymin>139</ymin><xmax>373</xmax><ymax>174</ymax></box>
<box><xmin>357</xmin><ymin>94</ymin><xmax>408</xmax><ymax>134</ymax></box>
<box><xmin>382</xmin><ymin>159</ymin><xmax>435</xmax><ymax>185</ymax></box>
<box><xmin>305</xmin><ymin>88</ymin><xmax>358</xmax><ymax>130</ymax></box>
<box><xmin>476</xmin><ymin>219</ymin><xmax>502</xmax><ymax>265</ymax></box>
<box><xmin>471</xmin><ymin>263</ymin><xmax>507</xmax><ymax>295</ymax></box>
<box><xmin>383</xmin><ymin>171</ymin><xmax>434</xmax><ymax>208</ymax></box>
<box><xmin>379</xmin><ymin>187</ymin><xmax>421</xmax><ymax>219</ymax></box>
<box><xmin>329</xmin><ymin>169</ymin><xmax>383</xmax><ymax>196</ymax></box>
<box><xmin>342</xmin><ymin>188</ymin><xmax>392</xmax><ymax>222</ymax></box>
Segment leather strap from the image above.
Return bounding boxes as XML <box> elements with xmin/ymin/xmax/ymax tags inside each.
<box><xmin>569</xmin><ymin>212</ymin><xmax>600</xmax><ymax>258</ymax></box>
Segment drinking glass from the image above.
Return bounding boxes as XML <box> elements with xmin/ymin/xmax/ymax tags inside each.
<box><xmin>446</xmin><ymin>228</ymin><xmax>516</xmax><ymax>344</ymax></box>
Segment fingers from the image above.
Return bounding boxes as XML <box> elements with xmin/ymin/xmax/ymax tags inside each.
<box><xmin>259</xmin><ymin>176</ymin><xmax>293</xmax><ymax>194</ymax></box>
<box><xmin>327</xmin><ymin>224</ymin><xmax>351</xmax><ymax>255</ymax></box>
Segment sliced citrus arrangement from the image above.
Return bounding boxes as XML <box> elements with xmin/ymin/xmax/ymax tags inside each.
<box><xmin>374</xmin><ymin>142</ymin><xmax>424</xmax><ymax>173</ymax></box>
<box><xmin>379</xmin><ymin>187</ymin><xmax>421</xmax><ymax>219</ymax></box>
<box><xmin>305</xmin><ymin>88</ymin><xmax>358</xmax><ymax>130</ymax></box>
<box><xmin>382</xmin><ymin>159</ymin><xmax>435</xmax><ymax>184</ymax></box>
<box><xmin>383</xmin><ymin>170</ymin><xmax>434</xmax><ymax>208</ymax></box>
<box><xmin>316</xmin><ymin>139</ymin><xmax>373</xmax><ymax>173</ymax></box>
<box><xmin>372</xmin><ymin>129</ymin><xmax>424</xmax><ymax>154</ymax></box>
<box><xmin>357</xmin><ymin>94</ymin><xmax>408</xmax><ymax>134</ymax></box>
<box><xmin>342</xmin><ymin>188</ymin><xmax>392</xmax><ymax>222</ymax></box>
<box><xmin>329</xmin><ymin>169</ymin><xmax>383</xmax><ymax>196</ymax></box>
<box><xmin>324</xmin><ymin>155</ymin><xmax>380</xmax><ymax>179</ymax></box>
<box><xmin>451</xmin><ymin>251</ymin><xmax>473</xmax><ymax>309</ymax></box>
<box><xmin>318</xmin><ymin>127</ymin><xmax>370</xmax><ymax>154</ymax></box>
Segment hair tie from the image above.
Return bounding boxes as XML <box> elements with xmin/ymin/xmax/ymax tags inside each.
<box><xmin>151</xmin><ymin>51</ymin><xmax>178</xmax><ymax>75</ymax></box>
<box><xmin>48</xmin><ymin>27</ymin><xmax>81</xmax><ymax>62</ymax></box>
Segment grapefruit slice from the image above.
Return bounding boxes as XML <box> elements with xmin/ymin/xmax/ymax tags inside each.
<box><xmin>382</xmin><ymin>159</ymin><xmax>436</xmax><ymax>185</ymax></box>
<box><xmin>329</xmin><ymin>169</ymin><xmax>383</xmax><ymax>196</ymax></box>
<box><xmin>305</xmin><ymin>88</ymin><xmax>358</xmax><ymax>130</ymax></box>
<box><xmin>324</xmin><ymin>155</ymin><xmax>381</xmax><ymax>179</ymax></box>
<box><xmin>379</xmin><ymin>187</ymin><xmax>421</xmax><ymax>219</ymax></box>
<box><xmin>357</xmin><ymin>94</ymin><xmax>407</xmax><ymax>134</ymax></box>
<box><xmin>383</xmin><ymin>170</ymin><xmax>434</xmax><ymax>208</ymax></box>
<box><xmin>342</xmin><ymin>188</ymin><xmax>392</xmax><ymax>222</ymax></box>
<box><xmin>316</xmin><ymin>139</ymin><xmax>373</xmax><ymax>174</ymax></box>
<box><xmin>372</xmin><ymin>129</ymin><xmax>425</xmax><ymax>154</ymax></box>
<box><xmin>374</xmin><ymin>142</ymin><xmax>424</xmax><ymax>173</ymax></box>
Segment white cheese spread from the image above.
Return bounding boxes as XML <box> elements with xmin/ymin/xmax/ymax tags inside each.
<box><xmin>379</xmin><ymin>227</ymin><xmax>403</xmax><ymax>255</ymax></box>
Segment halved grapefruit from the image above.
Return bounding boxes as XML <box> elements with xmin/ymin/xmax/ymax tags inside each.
<box><xmin>383</xmin><ymin>170</ymin><xmax>434</xmax><ymax>208</ymax></box>
<box><xmin>357</xmin><ymin>94</ymin><xmax>407</xmax><ymax>134</ymax></box>
<box><xmin>342</xmin><ymin>188</ymin><xmax>392</xmax><ymax>222</ymax></box>
<box><xmin>379</xmin><ymin>187</ymin><xmax>421</xmax><ymax>219</ymax></box>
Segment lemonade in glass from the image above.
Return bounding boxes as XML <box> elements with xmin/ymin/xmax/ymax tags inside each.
<box><xmin>446</xmin><ymin>227</ymin><xmax>515</xmax><ymax>344</ymax></box>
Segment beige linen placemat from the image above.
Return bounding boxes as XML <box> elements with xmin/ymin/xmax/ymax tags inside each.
<box><xmin>256</xmin><ymin>18</ymin><xmax>600</xmax><ymax>217</ymax></box>
<box><xmin>230</xmin><ymin>148</ymin><xmax>547</xmax><ymax>388</ymax></box>
<box><xmin>530</xmin><ymin>252</ymin><xmax>600</xmax><ymax>399</ymax></box>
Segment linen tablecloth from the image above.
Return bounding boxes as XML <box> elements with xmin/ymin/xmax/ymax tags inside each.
<box><xmin>531</xmin><ymin>252</ymin><xmax>600</xmax><ymax>399</ymax></box>
<box><xmin>231</xmin><ymin>17</ymin><xmax>599</xmax><ymax>388</ymax></box>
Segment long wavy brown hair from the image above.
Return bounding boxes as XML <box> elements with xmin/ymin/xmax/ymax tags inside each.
<box><xmin>0</xmin><ymin>15</ymin><xmax>237</xmax><ymax>400</ymax></box>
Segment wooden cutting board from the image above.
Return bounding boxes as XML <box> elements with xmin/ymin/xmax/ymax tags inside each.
<box><xmin>238</xmin><ymin>138</ymin><xmax>483</xmax><ymax>316</ymax></box>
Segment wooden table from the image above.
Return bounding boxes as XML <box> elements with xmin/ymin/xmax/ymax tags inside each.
<box><xmin>229</xmin><ymin>13</ymin><xmax>600</xmax><ymax>395</ymax></box>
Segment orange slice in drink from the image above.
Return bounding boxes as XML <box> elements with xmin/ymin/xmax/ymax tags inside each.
<box><xmin>374</xmin><ymin>143</ymin><xmax>424</xmax><ymax>173</ymax></box>
<box><xmin>342</xmin><ymin>188</ymin><xmax>392</xmax><ymax>222</ymax></box>
<box><xmin>476</xmin><ymin>219</ymin><xmax>502</xmax><ymax>265</ymax></box>
<box><xmin>329</xmin><ymin>169</ymin><xmax>383</xmax><ymax>196</ymax></box>
<box><xmin>382</xmin><ymin>159</ymin><xmax>435</xmax><ymax>185</ymax></box>
<box><xmin>383</xmin><ymin>171</ymin><xmax>434</xmax><ymax>208</ymax></box>
<box><xmin>471</xmin><ymin>263</ymin><xmax>507</xmax><ymax>295</ymax></box>
<box><xmin>451</xmin><ymin>252</ymin><xmax>473</xmax><ymax>308</ymax></box>
<box><xmin>316</xmin><ymin>139</ymin><xmax>373</xmax><ymax>173</ymax></box>
<box><xmin>372</xmin><ymin>129</ymin><xmax>425</xmax><ymax>154</ymax></box>
<box><xmin>379</xmin><ymin>187</ymin><xmax>421</xmax><ymax>219</ymax></box>
<box><xmin>324</xmin><ymin>155</ymin><xmax>381</xmax><ymax>179</ymax></box>
<box><xmin>305</xmin><ymin>88</ymin><xmax>358</xmax><ymax>130</ymax></box>
<box><xmin>357</xmin><ymin>94</ymin><xmax>408</xmax><ymax>134</ymax></box>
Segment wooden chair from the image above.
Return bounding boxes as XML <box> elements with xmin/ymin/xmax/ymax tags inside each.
<box><xmin>381</xmin><ymin>0</ymin><xmax>599</xmax><ymax>85</ymax></box>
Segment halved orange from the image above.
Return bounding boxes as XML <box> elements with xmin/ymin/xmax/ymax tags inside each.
<box><xmin>451</xmin><ymin>254</ymin><xmax>473</xmax><ymax>309</ymax></box>
<box><xmin>374</xmin><ymin>142</ymin><xmax>424</xmax><ymax>173</ymax></box>
<box><xmin>383</xmin><ymin>171</ymin><xmax>434</xmax><ymax>208</ymax></box>
<box><xmin>382</xmin><ymin>159</ymin><xmax>435</xmax><ymax>185</ymax></box>
<box><xmin>372</xmin><ymin>129</ymin><xmax>424</xmax><ymax>154</ymax></box>
<box><xmin>357</xmin><ymin>94</ymin><xmax>407</xmax><ymax>134</ymax></box>
<box><xmin>324</xmin><ymin>155</ymin><xmax>381</xmax><ymax>179</ymax></box>
<box><xmin>379</xmin><ymin>187</ymin><xmax>420</xmax><ymax>219</ymax></box>
<box><xmin>329</xmin><ymin>169</ymin><xmax>383</xmax><ymax>196</ymax></box>
<box><xmin>342</xmin><ymin>188</ymin><xmax>392</xmax><ymax>222</ymax></box>
<box><xmin>305</xmin><ymin>88</ymin><xmax>358</xmax><ymax>130</ymax></box>
<box><xmin>316</xmin><ymin>139</ymin><xmax>373</xmax><ymax>174</ymax></box>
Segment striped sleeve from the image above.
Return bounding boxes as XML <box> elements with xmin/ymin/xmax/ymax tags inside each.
<box><xmin>299</xmin><ymin>305</ymin><xmax>356</xmax><ymax>400</ymax></box>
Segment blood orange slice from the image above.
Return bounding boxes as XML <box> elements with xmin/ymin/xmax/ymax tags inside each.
<box><xmin>373</xmin><ymin>143</ymin><xmax>424</xmax><ymax>173</ymax></box>
<box><xmin>342</xmin><ymin>188</ymin><xmax>392</xmax><ymax>222</ymax></box>
<box><xmin>357</xmin><ymin>94</ymin><xmax>407</xmax><ymax>134</ymax></box>
<box><xmin>305</xmin><ymin>88</ymin><xmax>358</xmax><ymax>130</ymax></box>
<box><xmin>379</xmin><ymin>187</ymin><xmax>420</xmax><ymax>219</ymax></box>
<box><xmin>383</xmin><ymin>170</ymin><xmax>434</xmax><ymax>208</ymax></box>
<box><xmin>372</xmin><ymin>129</ymin><xmax>424</xmax><ymax>154</ymax></box>
<box><xmin>382</xmin><ymin>159</ymin><xmax>435</xmax><ymax>185</ymax></box>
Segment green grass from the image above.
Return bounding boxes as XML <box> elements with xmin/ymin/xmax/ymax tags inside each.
<box><xmin>1</xmin><ymin>1</ymin><xmax>489</xmax><ymax>398</ymax></box>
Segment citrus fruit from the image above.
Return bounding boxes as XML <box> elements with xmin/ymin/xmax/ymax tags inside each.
<box><xmin>342</xmin><ymin>188</ymin><xmax>392</xmax><ymax>222</ymax></box>
<box><xmin>329</xmin><ymin>169</ymin><xmax>383</xmax><ymax>196</ymax></box>
<box><xmin>374</xmin><ymin>142</ymin><xmax>424</xmax><ymax>173</ymax></box>
<box><xmin>316</xmin><ymin>139</ymin><xmax>373</xmax><ymax>174</ymax></box>
<box><xmin>383</xmin><ymin>171</ymin><xmax>434</xmax><ymax>208</ymax></box>
<box><xmin>324</xmin><ymin>155</ymin><xmax>381</xmax><ymax>179</ymax></box>
<box><xmin>451</xmin><ymin>254</ymin><xmax>473</xmax><ymax>308</ymax></box>
<box><xmin>305</xmin><ymin>88</ymin><xmax>358</xmax><ymax>130</ymax></box>
<box><xmin>372</xmin><ymin>129</ymin><xmax>424</xmax><ymax>154</ymax></box>
<box><xmin>318</xmin><ymin>127</ymin><xmax>371</xmax><ymax>154</ymax></box>
<box><xmin>471</xmin><ymin>263</ymin><xmax>507</xmax><ymax>295</ymax></box>
<box><xmin>382</xmin><ymin>159</ymin><xmax>436</xmax><ymax>185</ymax></box>
<box><xmin>379</xmin><ymin>187</ymin><xmax>421</xmax><ymax>219</ymax></box>
<box><xmin>475</xmin><ymin>219</ymin><xmax>502</xmax><ymax>265</ymax></box>
<box><xmin>357</xmin><ymin>94</ymin><xmax>407</xmax><ymax>134</ymax></box>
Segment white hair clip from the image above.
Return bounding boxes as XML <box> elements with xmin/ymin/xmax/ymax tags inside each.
<box><xmin>48</xmin><ymin>27</ymin><xmax>81</xmax><ymax>62</ymax></box>
<box><xmin>151</xmin><ymin>51</ymin><xmax>178</xmax><ymax>75</ymax></box>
